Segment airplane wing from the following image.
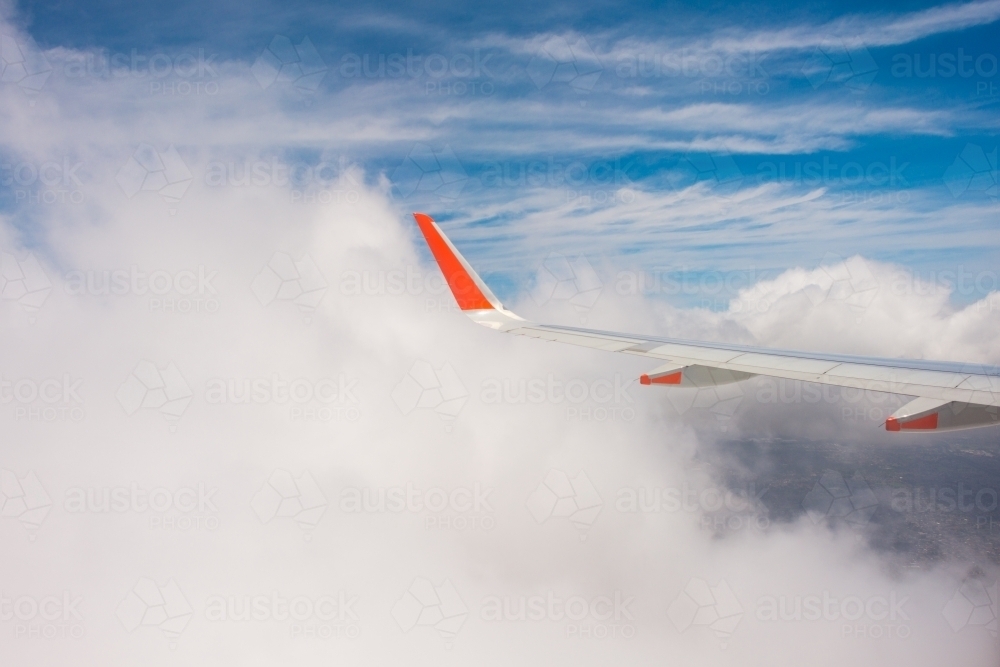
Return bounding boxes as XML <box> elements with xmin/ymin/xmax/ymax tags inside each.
<box><xmin>412</xmin><ymin>213</ymin><xmax>1000</xmax><ymax>432</ymax></box>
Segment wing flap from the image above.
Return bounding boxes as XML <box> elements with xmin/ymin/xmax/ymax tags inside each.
<box><xmin>728</xmin><ymin>353</ymin><xmax>841</xmax><ymax>375</ymax></box>
<box><xmin>642</xmin><ymin>342</ymin><xmax>744</xmax><ymax>364</ymax></box>
<box><xmin>823</xmin><ymin>363</ymin><xmax>969</xmax><ymax>389</ymax></box>
<box><xmin>888</xmin><ymin>397</ymin><xmax>1000</xmax><ymax>431</ymax></box>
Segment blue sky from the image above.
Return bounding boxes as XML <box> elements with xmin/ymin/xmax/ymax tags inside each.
<box><xmin>4</xmin><ymin>0</ymin><xmax>999</xmax><ymax>306</ymax></box>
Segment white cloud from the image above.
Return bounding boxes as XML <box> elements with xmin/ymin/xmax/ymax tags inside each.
<box><xmin>607</xmin><ymin>0</ymin><xmax>1000</xmax><ymax>59</ymax></box>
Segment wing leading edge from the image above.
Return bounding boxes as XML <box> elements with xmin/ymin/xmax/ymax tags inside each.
<box><xmin>412</xmin><ymin>213</ymin><xmax>1000</xmax><ymax>432</ymax></box>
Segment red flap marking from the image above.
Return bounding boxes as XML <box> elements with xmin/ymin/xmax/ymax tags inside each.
<box><xmin>640</xmin><ymin>371</ymin><xmax>682</xmax><ymax>385</ymax></box>
<box><xmin>901</xmin><ymin>412</ymin><xmax>939</xmax><ymax>430</ymax></box>
<box><xmin>413</xmin><ymin>213</ymin><xmax>493</xmax><ymax>311</ymax></box>
<box><xmin>886</xmin><ymin>412</ymin><xmax>939</xmax><ymax>432</ymax></box>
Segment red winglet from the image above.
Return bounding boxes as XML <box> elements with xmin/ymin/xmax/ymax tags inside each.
<box><xmin>413</xmin><ymin>213</ymin><xmax>494</xmax><ymax>311</ymax></box>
